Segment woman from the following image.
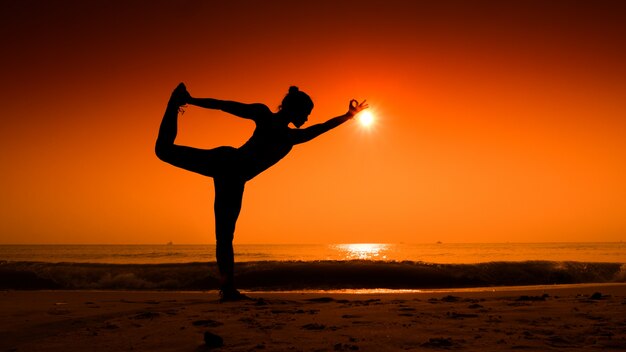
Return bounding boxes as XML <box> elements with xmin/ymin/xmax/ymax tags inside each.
<box><xmin>156</xmin><ymin>83</ymin><xmax>368</xmax><ymax>301</ymax></box>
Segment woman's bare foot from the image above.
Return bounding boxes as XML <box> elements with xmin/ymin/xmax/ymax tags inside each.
<box><xmin>169</xmin><ymin>83</ymin><xmax>190</xmax><ymax>108</ymax></box>
<box><xmin>219</xmin><ymin>288</ymin><xmax>252</xmax><ymax>302</ymax></box>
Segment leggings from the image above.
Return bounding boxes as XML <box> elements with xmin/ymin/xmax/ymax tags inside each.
<box><xmin>156</xmin><ymin>103</ymin><xmax>246</xmax><ymax>290</ymax></box>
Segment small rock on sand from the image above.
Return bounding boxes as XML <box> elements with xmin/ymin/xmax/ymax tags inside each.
<box><xmin>204</xmin><ymin>331</ymin><xmax>224</xmax><ymax>348</ymax></box>
<box><xmin>590</xmin><ymin>292</ymin><xmax>603</xmax><ymax>300</ymax></box>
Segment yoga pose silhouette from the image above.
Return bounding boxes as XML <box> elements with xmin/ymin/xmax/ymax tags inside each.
<box><xmin>156</xmin><ymin>83</ymin><xmax>368</xmax><ymax>301</ymax></box>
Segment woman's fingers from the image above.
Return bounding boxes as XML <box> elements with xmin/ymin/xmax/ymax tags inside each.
<box><xmin>349</xmin><ymin>99</ymin><xmax>369</xmax><ymax>116</ymax></box>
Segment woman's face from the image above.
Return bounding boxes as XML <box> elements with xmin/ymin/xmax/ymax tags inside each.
<box><xmin>290</xmin><ymin>107</ymin><xmax>312</xmax><ymax>128</ymax></box>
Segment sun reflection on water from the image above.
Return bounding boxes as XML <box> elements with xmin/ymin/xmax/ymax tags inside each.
<box><xmin>334</xmin><ymin>243</ymin><xmax>389</xmax><ymax>260</ymax></box>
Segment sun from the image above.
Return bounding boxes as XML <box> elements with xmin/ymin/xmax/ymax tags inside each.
<box><xmin>358</xmin><ymin>110</ymin><xmax>375</xmax><ymax>127</ymax></box>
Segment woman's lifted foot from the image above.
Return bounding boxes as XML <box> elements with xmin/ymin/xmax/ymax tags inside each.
<box><xmin>169</xmin><ymin>83</ymin><xmax>190</xmax><ymax>108</ymax></box>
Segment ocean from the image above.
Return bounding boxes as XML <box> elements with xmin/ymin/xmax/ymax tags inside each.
<box><xmin>1</xmin><ymin>243</ymin><xmax>624</xmax><ymax>291</ymax></box>
<box><xmin>1</xmin><ymin>242</ymin><xmax>625</xmax><ymax>264</ymax></box>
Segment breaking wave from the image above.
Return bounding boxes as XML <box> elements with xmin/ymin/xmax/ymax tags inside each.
<box><xmin>1</xmin><ymin>260</ymin><xmax>624</xmax><ymax>290</ymax></box>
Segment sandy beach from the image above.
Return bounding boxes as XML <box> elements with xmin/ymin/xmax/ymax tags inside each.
<box><xmin>1</xmin><ymin>284</ymin><xmax>625</xmax><ymax>351</ymax></box>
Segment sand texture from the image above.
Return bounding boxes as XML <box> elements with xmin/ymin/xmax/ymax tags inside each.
<box><xmin>1</xmin><ymin>284</ymin><xmax>626</xmax><ymax>351</ymax></box>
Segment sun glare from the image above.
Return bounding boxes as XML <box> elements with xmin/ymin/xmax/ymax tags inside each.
<box><xmin>334</xmin><ymin>243</ymin><xmax>389</xmax><ymax>260</ymax></box>
<box><xmin>358</xmin><ymin>110</ymin><xmax>375</xmax><ymax>128</ymax></box>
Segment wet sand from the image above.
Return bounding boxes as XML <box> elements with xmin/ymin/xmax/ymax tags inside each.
<box><xmin>1</xmin><ymin>284</ymin><xmax>625</xmax><ymax>351</ymax></box>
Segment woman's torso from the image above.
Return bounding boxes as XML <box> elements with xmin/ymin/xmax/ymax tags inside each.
<box><xmin>237</xmin><ymin>114</ymin><xmax>293</xmax><ymax>180</ymax></box>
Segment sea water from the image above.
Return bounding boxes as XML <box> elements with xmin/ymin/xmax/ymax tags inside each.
<box><xmin>1</xmin><ymin>243</ymin><xmax>624</xmax><ymax>290</ymax></box>
<box><xmin>1</xmin><ymin>242</ymin><xmax>624</xmax><ymax>264</ymax></box>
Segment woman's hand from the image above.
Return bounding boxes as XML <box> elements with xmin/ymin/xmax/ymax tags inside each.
<box><xmin>347</xmin><ymin>99</ymin><xmax>369</xmax><ymax>118</ymax></box>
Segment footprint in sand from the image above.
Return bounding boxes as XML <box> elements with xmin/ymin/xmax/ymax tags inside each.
<box><xmin>192</xmin><ymin>319</ymin><xmax>223</xmax><ymax>327</ymax></box>
<box><xmin>421</xmin><ymin>337</ymin><xmax>464</xmax><ymax>348</ymax></box>
<box><xmin>132</xmin><ymin>311</ymin><xmax>161</xmax><ymax>320</ymax></box>
<box><xmin>302</xmin><ymin>323</ymin><xmax>326</xmax><ymax>330</ymax></box>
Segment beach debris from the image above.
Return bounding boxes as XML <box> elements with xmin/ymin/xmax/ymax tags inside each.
<box><xmin>192</xmin><ymin>319</ymin><xmax>223</xmax><ymax>327</ymax></box>
<box><xmin>203</xmin><ymin>331</ymin><xmax>224</xmax><ymax>349</ymax></box>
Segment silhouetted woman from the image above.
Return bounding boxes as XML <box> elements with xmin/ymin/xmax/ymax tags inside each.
<box><xmin>156</xmin><ymin>83</ymin><xmax>368</xmax><ymax>301</ymax></box>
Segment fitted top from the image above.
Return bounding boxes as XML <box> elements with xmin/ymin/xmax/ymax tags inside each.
<box><xmin>236</xmin><ymin>105</ymin><xmax>294</xmax><ymax>180</ymax></box>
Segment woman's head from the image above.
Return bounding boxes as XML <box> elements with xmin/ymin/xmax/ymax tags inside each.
<box><xmin>279</xmin><ymin>86</ymin><xmax>314</xmax><ymax>128</ymax></box>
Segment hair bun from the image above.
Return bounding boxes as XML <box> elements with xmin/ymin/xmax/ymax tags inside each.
<box><xmin>288</xmin><ymin>86</ymin><xmax>300</xmax><ymax>94</ymax></box>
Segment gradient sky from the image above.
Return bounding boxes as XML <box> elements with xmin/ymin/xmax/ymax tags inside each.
<box><xmin>1</xmin><ymin>0</ymin><xmax>625</xmax><ymax>244</ymax></box>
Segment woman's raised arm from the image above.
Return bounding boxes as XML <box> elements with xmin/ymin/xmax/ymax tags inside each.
<box><xmin>290</xmin><ymin>99</ymin><xmax>368</xmax><ymax>145</ymax></box>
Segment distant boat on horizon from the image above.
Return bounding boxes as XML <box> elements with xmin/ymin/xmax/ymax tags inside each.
<box><xmin>166</xmin><ymin>241</ymin><xmax>173</xmax><ymax>246</ymax></box>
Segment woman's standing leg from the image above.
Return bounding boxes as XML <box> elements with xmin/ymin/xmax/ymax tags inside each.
<box><xmin>213</xmin><ymin>177</ymin><xmax>246</xmax><ymax>299</ymax></box>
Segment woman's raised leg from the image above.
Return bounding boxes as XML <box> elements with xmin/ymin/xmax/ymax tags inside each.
<box><xmin>157</xmin><ymin>84</ymin><xmax>248</xmax><ymax>301</ymax></box>
<box><xmin>156</xmin><ymin>83</ymin><xmax>187</xmax><ymax>157</ymax></box>
<box><xmin>155</xmin><ymin>84</ymin><xmax>221</xmax><ymax>176</ymax></box>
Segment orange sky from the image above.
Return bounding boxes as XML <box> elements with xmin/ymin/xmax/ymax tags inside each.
<box><xmin>1</xmin><ymin>0</ymin><xmax>625</xmax><ymax>244</ymax></box>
